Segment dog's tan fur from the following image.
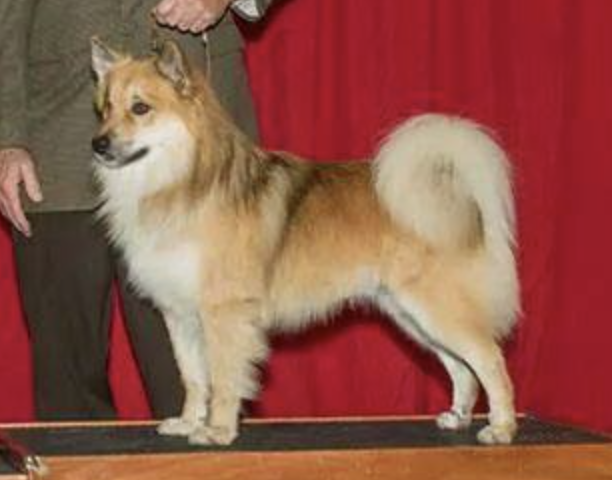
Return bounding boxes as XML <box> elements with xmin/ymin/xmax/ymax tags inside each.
<box><xmin>91</xmin><ymin>40</ymin><xmax>520</xmax><ymax>445</ymax></box>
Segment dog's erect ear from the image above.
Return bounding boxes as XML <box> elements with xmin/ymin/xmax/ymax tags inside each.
<box><xmin>154</xmin><ymin>40</ymin><xmax>191</xmax><ymax>93</ymax></box>
<box><xmin>91</xmin><ymin>37</ymin><xmax>121</xmax><ymax>82</ymax></box>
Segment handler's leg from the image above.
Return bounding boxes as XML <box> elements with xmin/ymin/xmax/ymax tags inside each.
<box><xmin>13</xmin><ymin>212</ymin><xmax>116</xmax><ymax>420</ymax></box>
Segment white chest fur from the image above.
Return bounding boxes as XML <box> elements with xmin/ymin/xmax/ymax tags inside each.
<box><xmin>123</xmin><ymin>232</ymin><xmax>202</xmax><ymax>315</ymax></box>
<box><xmin>99</xmin><ymin>189</ymin><xmax>203</xmax><ymax>316</ymax></box>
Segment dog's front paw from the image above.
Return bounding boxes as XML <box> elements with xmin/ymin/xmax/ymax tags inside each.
<box><xmin>188</xmin><ymin>425</ymin><xmax>238</xmax><ymax>446</ymax></box>
<box><xmin>157</xmin><ymin>417</ymin><xmax>203</xmax><ymax>437</ymax></box>
<box><xmin>436</xmin><ymin>410</ymin><xmax>472</xmax><ymax>430</ymax></box>
<box><xmin>477</xmin><ymin>422</ymin><xmax>517</xmax><ymax>445</ymax></box>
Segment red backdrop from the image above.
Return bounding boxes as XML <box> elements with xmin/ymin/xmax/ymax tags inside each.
<box><xmin>1</xmin><ymin>0</ymin><xmax>612</xmax><ymax>432</ymax></box>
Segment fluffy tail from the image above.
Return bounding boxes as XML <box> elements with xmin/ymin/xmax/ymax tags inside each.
<box><xmin>375</xmin><ymin>114</ymin><xmax>514</xmax><ymax>253</ymax></box>
<box><xmin>374</xmin><ymin>114</ymin><xmax>519</xmax><ymax>332</ymax></box>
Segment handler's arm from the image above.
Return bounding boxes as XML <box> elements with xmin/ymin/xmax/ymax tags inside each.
<box><xmin>0</xmin><ymin>0</ymin><xmax>43</xmax><ymax>236</ymax></box>
<box><xmin>154</xmin><ymin>0</ymin><xmax>275</xmax><ymax>33</ymax></box>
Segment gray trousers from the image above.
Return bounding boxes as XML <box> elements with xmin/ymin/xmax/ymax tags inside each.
<box><xmin>13</xmin><ymin>212</ymin><xmax>183</xmax><ymax>420</ymax></box>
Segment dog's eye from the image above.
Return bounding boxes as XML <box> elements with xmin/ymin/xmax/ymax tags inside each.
<box><xmin>131</xmin><ymin>101</ymin><xmax>151</xmax><ymax>116</ymax></box>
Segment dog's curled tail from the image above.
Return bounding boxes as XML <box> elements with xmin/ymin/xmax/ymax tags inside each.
<box><xmin>374</xmin><ymin>114</ymin><xmax>515</xmax><ymax>254</ymax></box>
<box><xmin>374</xmin><ymin>114</ymin><xmax>519</xmax><ymax>332</ymax></box>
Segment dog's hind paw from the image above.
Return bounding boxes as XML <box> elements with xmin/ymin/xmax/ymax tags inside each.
<box><xmin>477</xmin><ymin>422</ymin><xmax>517</xmax><ymax>445</ymax></box>
<box><xmin>436</xmin><ymin>410</ymin><xmax>472</xmax><ymax>430</ymax></box>
<box><xmin>157</xmin><ymin>417</ymin><xmax>202</xmax><ymax>437</ymax></box>
<box><xmin>188</xmin><ymin>425</ymin><xmax>238</xmax><ymax>446</ymax></box>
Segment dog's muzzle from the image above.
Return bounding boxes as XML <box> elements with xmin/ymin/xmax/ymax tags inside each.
<box><xmin>92</xmin><ymin>135</ymin><xmax>149</xmax><ymax>168</ymax></box>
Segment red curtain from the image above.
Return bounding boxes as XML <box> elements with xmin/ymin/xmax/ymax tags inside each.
<box><xmin>1</xmin><ymin>0</ymin><xmax>612</xmax><ymax>433</ymax></box>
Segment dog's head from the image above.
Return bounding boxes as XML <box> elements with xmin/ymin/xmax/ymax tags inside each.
<box><xmin>90</xmin><ymin>38</ymin><xmax>201</xmax><ymax>170</ymax></box>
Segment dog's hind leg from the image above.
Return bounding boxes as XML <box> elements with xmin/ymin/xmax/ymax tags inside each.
<box><xmin>434</xmin><ymin>350</ymin><xmax>479</xmax><ymax>430</ymax></box>
<box><xmin>379</xmin><ymin>293</ymin><xmax>479</xmax><ymax>430</ymax></box>
<box><xmin>157</xmin><ymin>311</ymin><xmax>209</xmax><ymax>437</ymax></box>
<box><xmin>189</xmin><ymin>301</ymin><xmax>268</xmax><ymax>445</ymax></box>
<box><xmin>379</xmin><ymin>285</ymin><xmax>516</xmax><ymax>444</ymax></box>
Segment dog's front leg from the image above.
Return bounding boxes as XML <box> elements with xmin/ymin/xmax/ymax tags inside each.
<box><xmin>189</xmin><ymin>301</ymin><xmax>268</xmax><ymax>446</ymax></box>
<box><xmin>157</xmin><ymin>311</ymin><xmax>209</xmax><ymax>437</ymax></box>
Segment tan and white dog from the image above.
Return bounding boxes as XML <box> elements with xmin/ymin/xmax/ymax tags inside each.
<box><xmin>91</xmin><ymin>39</ymin><xmax>520</xmax><ymax>446</ymax></box>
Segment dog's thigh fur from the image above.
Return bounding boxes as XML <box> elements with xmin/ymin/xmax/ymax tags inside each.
<box><xmin>381</xmin><ymin>272</ymin><xmax>516</xmax><ymax>445</ymax></box>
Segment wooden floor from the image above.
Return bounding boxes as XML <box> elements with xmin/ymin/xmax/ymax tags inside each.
<box><xmin>1</xmin><ymin>416</ymin><xmax>611</xmax><ymax>479</ymax></box>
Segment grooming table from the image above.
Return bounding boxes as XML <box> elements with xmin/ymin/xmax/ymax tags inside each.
<box><xmin>1</xmin><ymin>416</ymin><xmax>611</xmax><ymax>479</ymax></box>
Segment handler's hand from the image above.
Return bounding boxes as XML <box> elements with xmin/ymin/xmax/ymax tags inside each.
<box><xmin>154</xmin><ymin>0</ymin><xmax>234</xmax><ymax>34</ymax></box>
<box><xmin>0</xmin><ymin>148</ymin><xmax>43</xmax><ymax>237</ymax></box>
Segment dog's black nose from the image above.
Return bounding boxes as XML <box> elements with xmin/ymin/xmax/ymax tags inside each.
<box><xmin>92</xmin><ymin>135</ymin><xmax>111</xmax><ymax>155</ymax></box>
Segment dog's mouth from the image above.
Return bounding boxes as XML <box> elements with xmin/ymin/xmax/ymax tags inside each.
<box><xmin>94</xmin><ymin>147</ymin><xmax>150</xmax><ymax>169</ymax></box>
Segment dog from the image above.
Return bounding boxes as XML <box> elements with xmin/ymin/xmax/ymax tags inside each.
<box><xmin>90</xmin><ymin>38</ymin><xmax>520</xmax><ymax>446</ymax></box>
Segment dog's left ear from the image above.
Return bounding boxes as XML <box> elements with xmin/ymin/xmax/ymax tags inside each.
<box><xmin>91</xmin><ymin>37</ymin><xmax>122</xmax><ymax>82</ymax></box>
<box><xmin>154</xmin><ymin>40</ymin><xmax>191</xmax><ymax>93</ymax></box>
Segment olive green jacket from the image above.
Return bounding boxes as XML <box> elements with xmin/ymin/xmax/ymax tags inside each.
<box><xmin>0</xmin><ymin>0</ymin><xmax>273</xmax><ymax>212</ymax></box>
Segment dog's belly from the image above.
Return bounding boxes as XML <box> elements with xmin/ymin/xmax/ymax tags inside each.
<box><xmin>125</xmin><ymin>240</ymin><xmax>202</xmax><ymax>315</ymax></box>
<box><xmin>267</xmin><ymin>265</ymin><xmax>381</xmax><ymax>330</ymax></box>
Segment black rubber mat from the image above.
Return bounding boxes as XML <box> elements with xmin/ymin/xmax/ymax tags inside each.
<box><xmin>0</xmin><ymin>416</ymin><xmax>608</xmax><ymax>465</ymax></box>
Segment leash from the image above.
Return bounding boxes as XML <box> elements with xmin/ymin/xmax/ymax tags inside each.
<box><xmin>149</xmin><ymin>13</ymin><xmax>212</xmax><ymax>80</ymax></box>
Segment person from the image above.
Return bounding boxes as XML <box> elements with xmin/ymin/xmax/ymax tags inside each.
<box><xmin>0</xmin><ymin>0</ymin><xmax>273</xmax><ymax>420</ymax></box>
